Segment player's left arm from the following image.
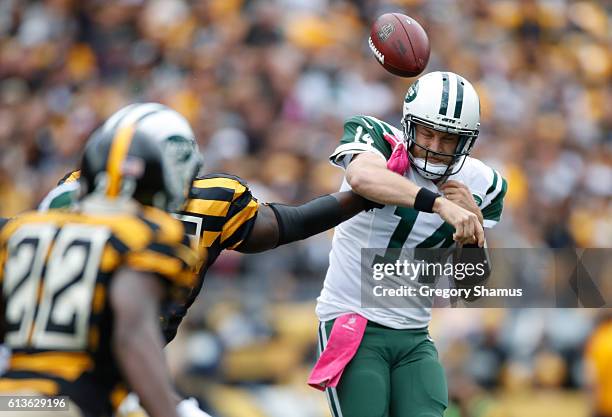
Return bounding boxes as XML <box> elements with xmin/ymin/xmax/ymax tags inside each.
<box><xmin>237</xmin><ymin>191</ymin><xmax>378</xmax><ymax>253</ymax></box>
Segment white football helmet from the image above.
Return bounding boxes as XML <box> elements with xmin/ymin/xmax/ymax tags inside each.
<box><xmin>402</xmin><ymin>71</ymin><xmax>480</xmax><ymax>180</ymax></box>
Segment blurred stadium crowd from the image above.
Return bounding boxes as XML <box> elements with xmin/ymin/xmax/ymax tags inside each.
<box><xmin>0</xmin><ymin>0</ymin><xmax>610</xmax><ymax>416</ymax></box>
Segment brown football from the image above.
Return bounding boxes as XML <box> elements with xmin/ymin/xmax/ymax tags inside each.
<box><xmin>368</xmin><ymin>13</ymin><xmax>430</xmax><ymax>77</ymax></box>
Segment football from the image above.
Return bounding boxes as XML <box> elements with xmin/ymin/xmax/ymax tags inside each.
<box><xmin>368</xmin><ymin>13</ymin><xmax>430</xmax><ymax>77</ymax></box>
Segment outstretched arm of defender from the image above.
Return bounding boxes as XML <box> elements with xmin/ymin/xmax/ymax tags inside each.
<box><xmin>346</xmin><ymin>152</ymin><xmax>484</xmax><ymax>247</ymax></box>
<box><xmin>237</xmin><ymin>191</ymin><xmax>376</xmax><ymax>253</ymax></box>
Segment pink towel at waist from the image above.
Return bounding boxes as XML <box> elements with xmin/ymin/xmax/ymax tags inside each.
<box><xmin>308</xmin><ymin>313</ymin><xmax>367</xmax><ymax>391</ymax></box>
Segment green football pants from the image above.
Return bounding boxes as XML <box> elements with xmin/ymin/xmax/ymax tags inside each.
<box><xmin>317</xmin><ymin>320</ymin><xmax>448</xmax><ymax>417</ymax></box>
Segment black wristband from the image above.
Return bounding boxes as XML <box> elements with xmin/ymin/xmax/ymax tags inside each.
<box><xmin>362</xmin><ymin>197</ymin><xmax>384</xmax><ymax>211</ymax></box>
<box><xmin>414</xmin><ymin>187</ymin><xmax>441</xmax><ymax>213</ymax></box>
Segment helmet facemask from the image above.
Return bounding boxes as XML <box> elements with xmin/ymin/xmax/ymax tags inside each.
<box><xmin>402</xmin><ymin>114</ymin><xmax>478</xmax><ymax>181</ymax></box>
<box><xmin>159</xmin><ymin>136</ymin><xmax>203</xmax><ymax>212</ymax></box>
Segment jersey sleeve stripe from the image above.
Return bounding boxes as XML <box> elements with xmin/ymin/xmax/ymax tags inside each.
<box><xmin>193</xmin><ymin>178</ymin><xmax>246</xmax><ymax>195</ymax></box>
<box><xmin>483</xmin><ymin>219</ymin><xmax>498</xmax><ymax>228</ymax></box>
<box><xmin>483</xmin><ymin>169</ymin><xmax>504</xmax><ymax>207</ymax></box>
<box><xmin>189</xmin><ymin>186</ymin><xmax>235</xmax><ymax>202</ymax></box>
<box><xmin>482</xmin><ymin>177</ymin><xmax>507</xmax><ymax>222</ymax></box>
<box><xmin>486</xmin><ymin>170</ymin><xmax>499</xmax><ymax>195</ymax></box>
<box><xmin>136</xmin><ymin>215</ymin><xmax>161</xmax><ymax>235</ymax></box>
<box><xmin>8</xmin><ymin>352</ymin><xmax>93</xmax><ymax>381</ymax></box>
<box><xmin>0</xmin><ymin>378</ymin><xmax>59</xmax><ymax>395</ymax></box>
<box><xmin>220</xmin><ymin>199</ymin><xmax>258</xmax><ymax>244</ymax></box>
<box><xmin>100</xmin><ymin>244</ymin><xmax>121</xmax><ymax>272</ymax></box>
<box><xmin>202</xmin><ymin>230</ymin><xmax>221</xmax><ymax>247</ymax></box>
<box><xmin>187</xmin><ymin>199</ymin><xmax>231</xmax><ymax>218</ymax></box>
<box><xmin>111</xmin><ymin>228</ymin><xmax>154</xmax><ymax>253</ymax></box>
<box><xmin>147</xmin><ymin>242</ymin><xmax>177</xmax><ymax>258</ymax></box>
<box><xmin>142</xmin><ymin>241</ymin><xmax>198</xmax><ymax>269</ymax></box>
<box><xmin>195</xmin><ymin>215</ymin><xmax>225</xmax><ymax>231</ymax></box>
<box><xmin>367</xmin><ymin>116</ymin><xmax>393</xmax><ymax>135</ymax></box>
<box><xmin>330</xmin><ymin>143</ymin><xmax>387</xmax><ymax>166</ymax></box>
<box><xmin>125</xmin><ymin>251</ymin><xmax>195</xmax><ymax>287</ymax></box>
<box><xmin>222</xmin><ymin>218</ymin><xmax>254</xmax><ymax>250</ymax></box>
<box><xmin>140</xmin><ymin>208</ymin><xmax>186</xmax><ymax>245</ymax></box>
<box><xmin>108</xmin><ymin>235</ymin><xmax>130</xmax><ymax>254</ymax></box>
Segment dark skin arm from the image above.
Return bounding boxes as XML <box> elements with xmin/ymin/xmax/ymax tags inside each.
<box><xmin>237</xmin><ymin>190</ymin><xmax>373</xmax><ymax>253</ymax></box>
<box><xmin>111</xmin><ymin>268</ymin><xmax>179</xmax><ymax>417</ymax></box>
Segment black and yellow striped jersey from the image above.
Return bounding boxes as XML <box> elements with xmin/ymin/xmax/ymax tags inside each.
<box><xmin>0</xmin><ymin>207</ymin><xmax>198</xmax><ymax>417</ymax></box>
<box><xmin>164</xmin><ymin>173</ymin><xmax>259</xmax><ymax>340</ymax></box>
<box><xmin>45</xmin><ymin>170</ymin><xmax>260</xmax><ymax>341</ymax></box>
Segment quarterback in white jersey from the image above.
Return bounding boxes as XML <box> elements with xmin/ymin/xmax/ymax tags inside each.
<box><xmin>312</xmin><ymin>72</ymin><xmax>507</xmax><ymax>417</ymax></box>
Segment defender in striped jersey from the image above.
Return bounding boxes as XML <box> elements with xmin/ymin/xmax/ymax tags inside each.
<box><xmin>315</xmin><ymin>72</ymin><xmax>507</xmax><ymax>417</ymax></box>
<box><xmin>0</xmin><ymin>107</ymin><xmax>200</xmax><ymax>417</ymax></box>
<box><xmin>39</xmin><ymin>104</ymin><xmax>376</xmax><ymax>344</ymax></box>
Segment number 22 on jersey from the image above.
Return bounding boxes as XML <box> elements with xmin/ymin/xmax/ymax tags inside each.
<box><xmin>3</xmin><ymin>224</ymin><xmax>109</xmax><ymax>350</ymax></box>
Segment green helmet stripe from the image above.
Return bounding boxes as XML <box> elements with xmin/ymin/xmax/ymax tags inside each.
<box><xmin>438</xmin><ymin>72</ymin><xmax>450</xmax><ymax>115</ymax></box>
<box><xmin>454</xmin><ymin>75</ymin><xmax>464</xmax><ymax>118</ymax></box>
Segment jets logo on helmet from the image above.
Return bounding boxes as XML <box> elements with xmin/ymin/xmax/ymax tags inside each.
<box><xmin>402</xmin><ymin>71</ymin><xmax>480</xmax><ymax>180</ymax></box>
<box><xmin>405</xmin><ymin>80</ymin><xmax>419</xmax><ymax>103</ymax></box>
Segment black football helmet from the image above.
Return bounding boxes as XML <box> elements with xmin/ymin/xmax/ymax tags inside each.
<box><xmin>81</xmin><ymin>103</ymin><xmax>203</xmax><ymax>211</ymax></box>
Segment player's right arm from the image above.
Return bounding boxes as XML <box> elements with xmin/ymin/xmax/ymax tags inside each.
<box><xmin>110</xmin><ymin>268</ymin><xmax>180</xmax><ymax>417</ymax></box>
<box><xmin>346</xmin><ymin>152</ymin><xmax>421</xmax><ymax>206</ymax></box>
<box><xmin>346</xmin><ymin>153</ymin><xmax>483</xmax><ymax>245</ymax></box>
<box><xmin>334</xmin><ymin>116</ymin><xmax>483</xmax><ymax>246</ymax></box>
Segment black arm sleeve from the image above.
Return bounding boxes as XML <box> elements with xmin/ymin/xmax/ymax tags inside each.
<box><xmin>266</xmin><ymin>191</ymin><xmax>381</xmax><ymax>248</ymax></box>
<box><xmin>269</xmin><ymin>195</ymin><xmax>370</xmax><ymax>246</ymax></box>
<box><xmin>268</xmin><ymin>195</ymin><xmax>347</xmax><ymax>247</ymax></box>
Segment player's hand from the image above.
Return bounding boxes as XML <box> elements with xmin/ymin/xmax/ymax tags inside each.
<box><xmin>433</xmin><ymin>197</ymin><xmax>485</xmax><ymax>247</ymax></box>
<box><xmin>439</xmin><ymin>180</ymin><xmax>483</xmax><ymax>225</ymax></box>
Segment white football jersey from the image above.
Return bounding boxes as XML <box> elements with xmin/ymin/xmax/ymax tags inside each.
<box><xmin>316</xmin><ymin>115</ymin><xmax>507</xmax><ymax>329</ymax></box>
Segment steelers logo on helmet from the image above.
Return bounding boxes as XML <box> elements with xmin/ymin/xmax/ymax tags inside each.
<box><xmin>401</xmin><ymin>71</ymin><xmax>480</xmax><ymax>180</ymax></box>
